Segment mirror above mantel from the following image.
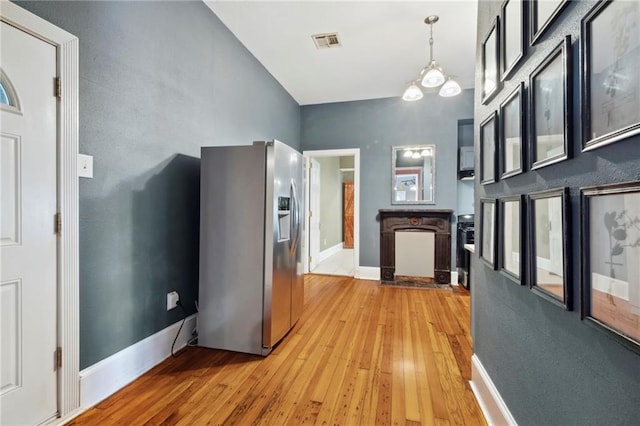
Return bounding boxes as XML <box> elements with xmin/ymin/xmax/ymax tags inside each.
<box><xmin>392</xmin><ymin>145</ymin><xmax>435</xmax><ymax>204</ymax></box>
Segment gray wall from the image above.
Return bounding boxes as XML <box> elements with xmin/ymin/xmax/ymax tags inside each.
<box><xmin>18</xmin><ymin>1</ymin><xmax>300</xmax><ymax>369</ymax></box>
<box><xmin>301</xmin><ymin>92</ymin><xmax>474</xmax><ymax>267</ymax></box>
<box><xmin>340</xmin><ymin>156</ymin><xmax>355</xmax><ymax>182</ymax></box>
<box><xmin>458</xmin><ymin>119</ymin><xmax>475</xmax><ymax>215</ymax></box>
<box><xmin>457</xmin><ymin>180</ymin><xmax>474</xmax><ymax>215</ymax></box>
<box><xmin>317</xmin><ymin>157</ymin><xmax>343</xmax><ymax>251</ymax></box>
<box><xmin>474</xmin><ymin>1</ymin><xmax>640</xmax><ymax>424</ymax></box>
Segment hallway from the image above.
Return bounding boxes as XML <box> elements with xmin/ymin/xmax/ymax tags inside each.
<box><xmin>310</xmin><ymin>248</ymin><xmax>354</xmax><ymax>276</ymax></box>
<box><xmin>68</xmin><ymin>275</ymin><xmax>484</xmax><ymax>425</ymax></box>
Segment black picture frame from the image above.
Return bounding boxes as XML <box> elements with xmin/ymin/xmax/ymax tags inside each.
<box><xmin>501</xmin><ymin>0</ymin><xmax>526</xmax><ymax>81</ymax></box>
<box><xmin>581</xmin><ymin>0</ymin><xmax>640</xmax><ymax>151</ymax></box>
<box><xmin>529</xmin><ymin>35</ymin><xmax>572</xmax><ymax>171</ymax></box>
<box><xmin>581</xmin><ymin>181</ymin><xmax>640</xmax><ymax>352</ymax></box>
<box><xmin>499</xmin><ymin>195</ymin><xmax>525</xmax><ymax>285</ymax></box>
<box><xmin>480</xmin><ymin>198</ymin><xmax>498</xmax><ymax>269</ymax></box>
<box><xmin>530</xmin><ymin>0</ymin><xmax>569</xmax><ymax>45</ymax></box>
<box><xmin>481</xmin><ymin>17</ymin><xmax>500</xmax><ymax>104</ymax></box>
<box><xmin>499</xmin><ymin>82</ymin><xmax>525</xmax><ymax>178</ymax></box>
<box><xmin>528</xmin><ymin>188</ymin><xmax>571</xmax><ymax>309</ymax></box>
<box><xmin>480</xmin><ymin>111</ymin><xmax>498</xmax><ymax>185</ymax></box>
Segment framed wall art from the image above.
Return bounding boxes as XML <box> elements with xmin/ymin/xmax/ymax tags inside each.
<box><xmin>480</xmin><ymin>199</ymin><xmax>498</xmax><ymax>269</ymax></box>
<box><xmin>480</xmin><ymin>111</ymin><xmax>498</xmax><ymax>185</ymax></box>
<box><xmin>500</xmin><ymin>82</ymin><xmax>525</xmax><ymax>178</ymax></box>
<box><xmin>528</xmin><ymin>188</ymin><xmax>571</xmax><ymax>309</ymax></box>
<box><xmin>481</xmin><ymin>17</ymin><xmax>500</xmax><ymax>104</ymax></box>
<box><xmin>581</xmin><ymin>0</ymin><xmax>640</xmax><ymax>151</ymax></box>
<box><xmin>529</xmin><ymin>36</ymin><xmax>571</xmax><ymax>170</ymax></box>
<box><xmin>499</xmin><ymin>195</ymin><xmax>525</xmax><ymax>284</ymax></box>
<box><xmin>501</xmin><ymin>0</ymin><xmax>526</xmax><ymax>80</ymax></box>
<box><xmin>581</xmin><ymin>181</ymin><xmax>640</xmax><ymax>350</ymax></box>
<box><xmin>530</xmin><ymin>0</ymin><xmax>569</xmax><ymax>45</ymax></box>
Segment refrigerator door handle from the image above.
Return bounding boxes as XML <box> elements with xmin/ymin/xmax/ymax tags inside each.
<box><xmin>290</xmin><ymin>179</ymin><xmax>300</xmax><ymax>257</ymax></box>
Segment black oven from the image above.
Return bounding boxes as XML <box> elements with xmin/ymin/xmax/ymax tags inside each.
<box><xmin>456</xmin><ymin>214</ymin><xmax>474</xmax><ymax>290</ymax></box>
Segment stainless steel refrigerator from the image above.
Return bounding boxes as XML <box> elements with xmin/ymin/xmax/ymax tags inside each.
<box><xmin>198</xmin><ymin>140</ymin><xmax>304</xmax><ymax>356</ymax></box>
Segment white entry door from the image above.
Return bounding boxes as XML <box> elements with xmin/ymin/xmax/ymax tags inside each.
<box><xmin>308</xmin><ymin>158</ymin><xmax>320</xmax><ymax>271</ymax></box>
<box><xmin>1</xmin><ymin>21</ymin><xmax>58</xmax><ymax>425</ymax></box>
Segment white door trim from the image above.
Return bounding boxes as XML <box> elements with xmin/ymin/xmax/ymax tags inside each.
<box><xmin>1</xmin><ymin>2</ymin><xmax>80</xmax><ymax>421</ymax></box>
<box><xmin>307</xmin><ymin>158</ymin><xmax>321</xmax><ymax>272</ymax></box>
<box><xmin>302</xmin><ymin>149</ymin><xmax>360</xmax><ymax>277</ymax></box>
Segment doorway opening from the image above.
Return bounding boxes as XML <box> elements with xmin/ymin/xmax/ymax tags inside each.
<box><xmin>303</xmin><ymin>149</ymin><xmax>360</xmax><ymax>277</ymax></box>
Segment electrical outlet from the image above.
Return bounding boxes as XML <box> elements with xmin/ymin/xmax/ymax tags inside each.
<box><xmin>167</xmin><ymin>291</ymin><xmax>179</xmax><ymax>310</ymax></box>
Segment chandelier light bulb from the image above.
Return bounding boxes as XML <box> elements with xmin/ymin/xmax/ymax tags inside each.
<box><xmin>402</xmin><ymin>82</ymin><xmax>424</xmax><ymax>101</ymax></box>
<box><xmin>439</xmin><ymin>78</ymin><xmax>462</xmax><ymax>97</ymax></box>
<box><xmin>412</xmin><ymin>152</ymin><xmax>421</xmax><ymax>159</ymax></box>
<box><xmin>403</xmin><ymin>150</ymin><xmax>413</xmax><ymax>157</ymax></box>
<box><xmin>421</xmin><ymin>64</ymin><xmax>445</xmax><ymax>88</ymax></box>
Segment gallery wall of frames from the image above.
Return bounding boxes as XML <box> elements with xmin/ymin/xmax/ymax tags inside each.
<box><xmin>476</xmin><ymin>0</ymin><xmax>640</xmax><ymax>353</ymax></box>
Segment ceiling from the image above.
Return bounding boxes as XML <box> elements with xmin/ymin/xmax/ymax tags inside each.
<box><xmin>205</xmin><ymin>1</ymin><xmax>479</xmax><ymax>106</ymax></box>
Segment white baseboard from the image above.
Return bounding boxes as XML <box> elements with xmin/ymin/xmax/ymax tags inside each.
<box><xmin>470</xmin><ymin>354</ymin><xmax>517</xmax><ymax>426</ymax></box>
<box><xmin>356</xmin><ymin>266</ymin><xmax>380</xmax><ymax>280</ymax></box>
<box><xmin>318</xmin><ymin>242</ymin><xmax>344</xmax><ymax>263</ymax></box>
<box><xmin>47</xmin><ymin>408</ymin><xmax>83</xmax><ymax>426</ymax></box>
<box><xmin>536</xmin><ymin>256</ymin><xmax>551</xmax><ymax>272</ymax></box>
<box><xmin>79</xmin><ymin>314</ymin><xmax>197</xmax><ymax>409</ymax></box>
<box><xmin>451</xmin><ymin>271</ymin><xmax>459</xmax><ymax>285</ymax></box>
<box><xmin>592</xmin><ymin>272</ymin><xmax>629</xmax><ymax>300</ymax></box>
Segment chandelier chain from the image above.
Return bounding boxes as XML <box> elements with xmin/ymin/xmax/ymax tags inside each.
<box><xmin>429</xmin><ymin>23</ymin><xmax>434</xmax><ymax>63</ymax></box>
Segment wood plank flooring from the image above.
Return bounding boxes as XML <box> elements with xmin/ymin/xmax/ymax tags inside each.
<box><xmin>67</xmin><ymin>275</ymin><xmax>485</xmax><ymax>425</ymax></box>
<box><xmin>592</xmin><ymin>288</ymin><xmax>640</xmax><ymax>342</ymax></box>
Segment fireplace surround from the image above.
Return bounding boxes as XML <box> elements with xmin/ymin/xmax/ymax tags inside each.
<box><xmin>378</xmin><ymin>209</ymin><xmax>453</xmax><ymax>284</ymax></box>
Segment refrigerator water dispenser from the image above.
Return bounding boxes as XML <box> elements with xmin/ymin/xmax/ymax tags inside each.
<box><xmin>277</xmin><ymin>196</ymin><xmax>290</xmax><ymax>241</ymax></box>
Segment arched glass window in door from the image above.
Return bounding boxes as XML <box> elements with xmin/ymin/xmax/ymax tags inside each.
<box><xmin>0</xmin><ymin>82</ymin><xmax>10</xmax><ymax>105</ymax></box>
<box><xmin>0</xmin><ymin>68</ymin><xmax>21</xmax><ymax>111</ymax></box>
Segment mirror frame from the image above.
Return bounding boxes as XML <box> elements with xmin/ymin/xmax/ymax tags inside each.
<box><xmin>391</xmin><ymin>145</ymin><xmax>436</xmax><ymax>205</ymax></box>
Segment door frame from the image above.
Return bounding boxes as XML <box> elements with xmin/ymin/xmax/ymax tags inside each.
<box><xmin>302</xmin><ymin>149</ymin><xmax>360</xmax><ymax>276</ymax></box>
<box><xmin>1</xmin><ymin>2</ymin><xmax>80</xmax><ymax>421</ymax></box>
<box><xmin>307</xmin><ymin>157</ymin><xmax>320</xmax><ymax>271</ymax></box>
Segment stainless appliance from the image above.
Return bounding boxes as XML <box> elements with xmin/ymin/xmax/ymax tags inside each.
<box><xmin>456</xmin><ymin>214</ymin><xmax>474</xmax><ymax>290</ymax></box>
<box><xmin>198</xmin><ymin>140</ymin><xmax>304</xmax><ymax>356</ymax></box>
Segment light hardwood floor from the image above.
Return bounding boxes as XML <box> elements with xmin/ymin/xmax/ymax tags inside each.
<box><xmin>68</xmin><ymin>275</ymin><xmax>485</xmax><ymax>425</ymax></box>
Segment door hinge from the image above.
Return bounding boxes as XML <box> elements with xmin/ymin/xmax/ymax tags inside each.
<box><xmin>309</xmin><ymin>211</ymin><xmax>313</xmax><ymax>218</ymax></box>
<box><xmin>309</xmin><ymin>256</ymin><xmax>312</xmax><ymax>264</ymax></box>
<box><xmin>55</xmin><ymin>77</ymin><xmax>62</xmax><ymax>99</ymax></box>
<box><xmin>54</xmin><ymin>347</ymin><xmax>62</xmax><ymax>370</ymax></box>
<box><xmin>54</xmin><ymin>213</ymin><xmax>62</xmax><ymax>235</ymax></box>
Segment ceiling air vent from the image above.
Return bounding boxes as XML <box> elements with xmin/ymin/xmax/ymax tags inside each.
<box><xmin>312</xmin><ymin>32</ymin><xmax>341</xmax><ymax>49</ymax></box>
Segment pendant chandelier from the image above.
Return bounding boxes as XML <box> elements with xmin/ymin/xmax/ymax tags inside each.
<box><xmin>402</xmin><ymin>15</ymin><xmax>462</xmax><ymax>101</ymax></box>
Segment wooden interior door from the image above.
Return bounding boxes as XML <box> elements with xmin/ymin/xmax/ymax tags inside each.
<box><xmin>343</xmin><ymin>182</ymin><xmax>354</xmax><ymax>249</ymax></box>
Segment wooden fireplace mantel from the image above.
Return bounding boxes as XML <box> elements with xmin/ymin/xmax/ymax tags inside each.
<box><xmin>378</xmin><ymin>209</ymin><xmax>453</xmax><ymax>284</ymax></box>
